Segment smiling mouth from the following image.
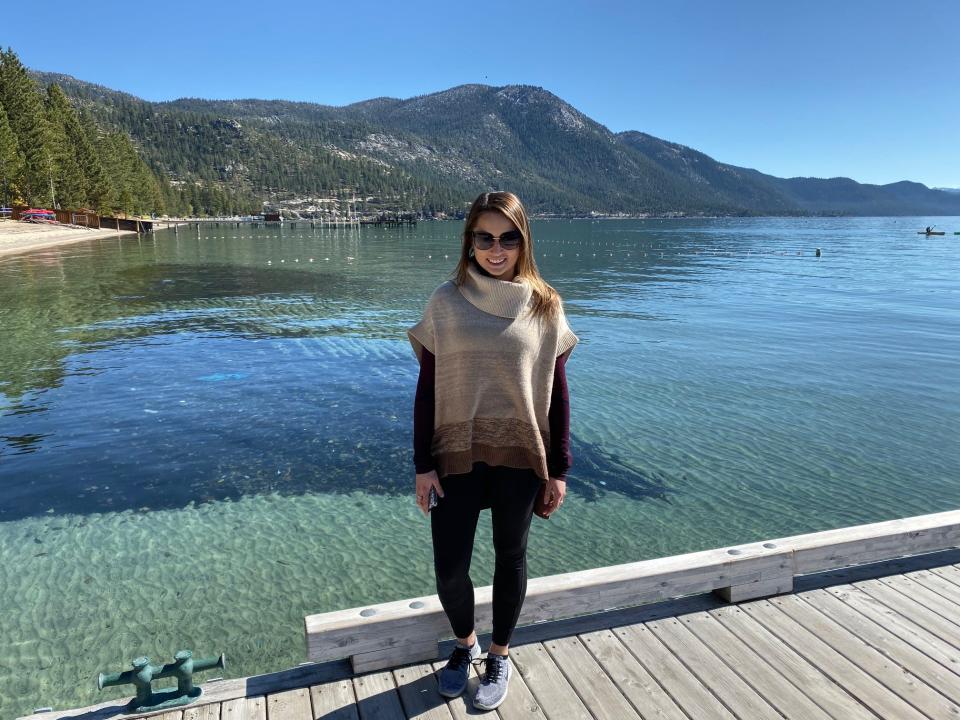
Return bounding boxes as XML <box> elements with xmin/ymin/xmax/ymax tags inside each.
<box><xmin>488</xmin><ymin>257</ymin><xmax>506</xmax><ymax>265</ymax></box>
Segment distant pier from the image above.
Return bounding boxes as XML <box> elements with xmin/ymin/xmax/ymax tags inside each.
<box><xmin>152</xmin><ymin>213</ymin><xmax>417</xmax><ymax>232</ymax></box>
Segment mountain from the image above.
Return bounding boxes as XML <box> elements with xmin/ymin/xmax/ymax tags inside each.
<box><xmin>31</xmin><ymin>70</ymin><xmax>960</xmax><ymax>217</ymax></box>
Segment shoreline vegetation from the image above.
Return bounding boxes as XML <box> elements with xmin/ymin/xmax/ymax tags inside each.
<box><xmin>1</xmin><ymin>49</ymin><xmax>165</xmax><ymax>219</ymax></box>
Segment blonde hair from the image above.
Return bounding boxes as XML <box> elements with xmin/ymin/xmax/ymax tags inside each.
<box><xmin>454</xmin><ymin>191</ymin><xmax>561</xmax><ymax>320</ymax></box>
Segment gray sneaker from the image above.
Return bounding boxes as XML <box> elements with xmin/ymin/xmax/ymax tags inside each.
<box><xmin>473</xmin><ymin>653</ymin><xmax>512</xmax><ymax>710</ymax></box>
<box><xmin>437</xmin><ymin>641</ymin><xmax>481</xmax><ymax>697</ymax></box>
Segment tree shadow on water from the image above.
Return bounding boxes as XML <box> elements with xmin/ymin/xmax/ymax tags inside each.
<box><xmin>1</xmin><ymin>428</ymin><xmax>676</xmax><ymax>523</ymax></box>
<box><xmin>566</xmin><ymin>435</ymin><xmax>676</xmax><ymax>504</ymax></box>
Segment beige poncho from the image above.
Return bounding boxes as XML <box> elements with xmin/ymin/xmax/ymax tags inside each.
<box><xmin>408</xmin><ymin>263</ymin><xmax>578</xmax><ymax>482</ymax></box>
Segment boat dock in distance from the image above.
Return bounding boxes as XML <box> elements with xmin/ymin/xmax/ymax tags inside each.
<box><xmin>18</xmin><ymin>507</ymin><xmax>960</xmax><ymax>720</ymax></box>
<box><xmin>152</xmin><ymin>212</ymin><xmax>418</xmax><ymax>231</ymax></box>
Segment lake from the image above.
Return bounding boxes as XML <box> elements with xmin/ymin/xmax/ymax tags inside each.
<box><xmin>1</xmin><ymin>217</ymin><xmax>958</xmax><ymax>715</ymax></box>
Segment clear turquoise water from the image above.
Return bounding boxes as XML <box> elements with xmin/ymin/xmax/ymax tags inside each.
<box><xmin>1</xmin><ymin>217</ymin><xmax>958</xmax><ymax>715</ymax></box>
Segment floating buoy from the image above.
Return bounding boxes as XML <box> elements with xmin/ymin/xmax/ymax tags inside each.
<box><xmin>815</xmin><ymin>248</ymin><xmax>822</xmax><ymax>257</ymax></box>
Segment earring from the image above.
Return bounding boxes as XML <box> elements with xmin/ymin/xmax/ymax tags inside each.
<box><xmin>468</xmin><ymin>247</ymin><xmax>475</xmax><ymax>258</ymax></box>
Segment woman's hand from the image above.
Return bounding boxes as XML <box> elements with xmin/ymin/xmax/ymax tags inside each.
<box><xmin>415</xmin><ymin>470</ymin><xmax>444</xmax><ymax>516</ymax></box>
<box><xmin>542</xmin><ymin>477</ymin><xmax>566</xmax><ymax>517</ymax></box>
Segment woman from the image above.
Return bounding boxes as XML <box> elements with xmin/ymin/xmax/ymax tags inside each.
<box><xmin>407</xmin><ymin>191</ymin><xmax>577</xmax><ymax>710</ymax></box>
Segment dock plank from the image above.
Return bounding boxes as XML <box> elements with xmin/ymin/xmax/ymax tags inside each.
<box><xmin>267</xmin><ymin>688</ymin><xmax>312</xmax><ymax>720</ymax></box>
<box><xmin>930</xmin><ymin>564</ymin><xmax>960</xmax><ymax>589</ymax></box>
<box><xmin>184</xmin><ymin>704</ymin><xmax>220</xmax><ymax>720</ymax></box>
<box><xmin>823</xmin><ymin>583</ymin><xmax>960</xmax><ymax>678</ymax></box>
<box><xmin>392</xmin><ymin>662</ymin><xmax>454</xmax><ymax>720</ymax></box>
<box><xmin>509</xmin><ymin>643</ymin><xmax>592</xmax><ymax>720</ymax></box>
<box><xmin>708</xmin><ymin>605</ymin><xmax>879</xmax><ymax>720</ymax></box>
<box><xmin>352</xmin><ymin>669</ymin><xmax>407</xmax><ymax>720</ymax></box>
<box><xmin>800</xmin><ymin>587</ymin><xmax>960</xmax><ymax>704</ymax></box>
<box><xmin>309</xmin><ymin>679</ymin><xmax>359</xmax><ymax>720</ymax></box>
<box><xmin>676</xmin><ymin>608</ymin><xmax>833</xmax><ymax>720</ymax></box>
<box><xmin>221</xmin><ymin>696</ymin><xmax>266</xmax><ymax>720</ymax></box>
<box><xmin>579</xmin><ymin>629</ymin><xmax>688</xmax><ymax>720</ymax></box>
<box><xmin>905</xmin><ymin>568</ymin><xmax>960</xmax><ymax>605</ymax></box>
<box><xmin>615</xmin><ymin>623</ymin><xmax>737</xmax><ymax>720</ymax></box>
<box><xmin>853</xmin><ymin>576</ymin><xmax>960</xmax><ymax>646</ymax></box>
<box><xmin>740</xmin><ymin>597</ymin><xmax>927</xmax><ymax>719</ymax></box>
<box><xmin>645</xmin><ymin>616</ymin><xmax>781</xmax><ymax>719</ymax></box>
<box><xmin>874</xmin><ymin>574</ymin><xmax>960</xmax><ymax>628</ymax></box>
<box><xmin>541</xmin><ymin>635</ymin><xmax>641</xmax><ymax>719</ymax></box>
<box><xmin>774</xmin><ymin>591</ymin><xmax>960</xmax><ymax>717</ymax></box>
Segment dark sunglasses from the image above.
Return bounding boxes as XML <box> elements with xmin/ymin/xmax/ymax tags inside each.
<box><xmin>470</xmin><ymin>230</ymin><xmax>523</xmax><ymax>250</ymax></box>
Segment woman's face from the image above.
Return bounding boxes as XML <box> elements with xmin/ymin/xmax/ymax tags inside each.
<box><xmin>470</xmin><ymin>211</ymin><xmax>522</xmax><ymax>281</ymax></box>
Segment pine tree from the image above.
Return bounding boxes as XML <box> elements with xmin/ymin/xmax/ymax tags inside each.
<box><xmin>75</xmin><ymin>109</ymin><xmax>112</xmax><ymax>211</ymax></box>
<box><xmin>0</xmin><ymin>48</ymin><xmax>56</xmax><ymax>205</ymax></box>
<box><xmin>44</xmin><ymin>84</ymin><xmax>86</xmax><ymax>208</ymax></box>
<box><xmin>0</xmin><ymin>100</ymin><xmax>24</xmax><ymax>207</ymax></box>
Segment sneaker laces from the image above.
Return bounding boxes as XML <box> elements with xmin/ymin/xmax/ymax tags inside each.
<box><xmin>446</xmin><ymin>645</ymin><xmax>474</xmax><ymax>672</ymax></box>
<box><xmin>478</xmin><ymin>654</ymin><xmax>507</xmax><ymax>684</ymax></box>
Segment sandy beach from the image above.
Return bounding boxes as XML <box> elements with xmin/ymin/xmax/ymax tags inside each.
<box><xmin>0</xmin><ymin>218</ymin><xmax>138</xmax><ymax>259</ymax></box>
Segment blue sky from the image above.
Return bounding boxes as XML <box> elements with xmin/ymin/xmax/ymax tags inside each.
<box><xmin>4</xmin><ymin>0</ymin><xmax>958</xmax><ymax>188</ymax></box>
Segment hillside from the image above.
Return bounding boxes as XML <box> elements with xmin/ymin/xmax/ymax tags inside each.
<box><xmin>32</xmin><ymin>70</ymin><xmax>960</xmax><ymax>217</ymax></box>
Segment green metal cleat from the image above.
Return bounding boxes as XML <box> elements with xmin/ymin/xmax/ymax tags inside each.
<box><xmin>98</xmin><ymin>650</ymin><xmax>226</xmax><ymax>713</ymax></box>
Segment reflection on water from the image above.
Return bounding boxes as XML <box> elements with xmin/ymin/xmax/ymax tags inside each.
<box><xmin>1</xmin><ymin>218</ymin><xmax>959</xmax><ymax>716</ymax></box>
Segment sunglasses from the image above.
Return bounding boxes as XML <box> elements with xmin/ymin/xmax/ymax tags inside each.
<box><xmin>470</xmin><ymin>230</ymin><xmax>523</xmax><ymax>251</ymax></box>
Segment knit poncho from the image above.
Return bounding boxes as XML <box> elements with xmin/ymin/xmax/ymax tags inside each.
<box><xmin>408</xmin><ymin>263</ymin><xmax>578</xmax><ymax>482</ymax></box>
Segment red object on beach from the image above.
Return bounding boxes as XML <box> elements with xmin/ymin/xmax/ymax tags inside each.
<box><xmin>21</xmin><ymin>208</ymin><xmax>57</xmax><ymax>222</ymax></box>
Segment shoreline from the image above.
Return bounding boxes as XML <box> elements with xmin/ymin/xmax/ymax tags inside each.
<box><xmin>0</xmin><ymin>220</ymin><xmax>138</xmax><ymax>259</ymax></box>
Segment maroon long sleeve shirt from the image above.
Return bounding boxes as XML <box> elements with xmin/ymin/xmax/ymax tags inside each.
<box><xmin>414</xmin><ymin>348</ymin><xmax>571</xmax><ymax>481</ymax></box>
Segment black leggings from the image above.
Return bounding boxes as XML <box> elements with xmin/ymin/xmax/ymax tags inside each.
<box><xmin>430</xmin><ymin>463</ymin><xmax>542</xmax><ymax>647</ymax></box>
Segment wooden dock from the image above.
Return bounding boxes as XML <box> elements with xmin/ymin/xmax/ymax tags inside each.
<box><xmin>18</xmin><ymin>511</ymin><xmax>960</xmax><ymax>720</ymax></box>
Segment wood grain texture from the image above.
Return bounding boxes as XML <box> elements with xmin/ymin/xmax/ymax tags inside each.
<box><xmin>739</xmin><ymin>597</ymin><xmax>928</xmax><ymax>720</ymax></box>
<box><xmin>309</xmin><ymin>679</ymin><xmax>358</xmax><ymax>720</ymax></box>
<box><xmin>266</xmin><ymin>688</ymin><xmax>312</xmax><ymax>720</ymax></box>
<box><xmin>579</xmin><ymin>629</ymin><xmax>689</xmax><ymax>720</ymax></box>
<box><xmin>221</xmin><ymin>696</ymin><xmax>266</xmax><ymax>720</ymax></box>
<box><xmin>352</xmin><ymin>670</ymin><xmax>406</xmax><ymax>720</ymax></box>
<box><xmin>676</xmin><ymin>608</ymin><xmax>834</xmax><ymax>720</ymax></box>
<box><xmin>616</xmin><ymin>623</ymin><xmax>737</xmax><ymax>720</ymax></box>
<box><xmin>509</xmin><ymin>643</ymin><xmax>592</xmax><ymax>720</ymax></box>
<box><xmin>708</xmin><ymin>605</ymin><xmax>880</xmax><ymax>720</ymax></box>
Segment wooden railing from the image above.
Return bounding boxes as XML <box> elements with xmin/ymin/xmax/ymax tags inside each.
<box><xmin>304</xmin><ymin>508</ymin><xmax>960</xmax><ymax>673</ymax></box>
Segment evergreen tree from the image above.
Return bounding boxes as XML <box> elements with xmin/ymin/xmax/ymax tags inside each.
<box><xmin>75</xmin><ymin>109</ymin><xmax>112</xmax><ymax>211</ymax></box>
<box><xmin>44</xmin><ymin>84</ymin><xmax>86</xmax><ymax>208</ymax></box>
<box><xmin>0</xmin><ymin>100</ymin><xmax>24</xmax><ymax>207</ymax></box>
<box><xmin>0</xmin><ymin>48</ymin><xmax>56</xmax><ymax>205</ymax></box>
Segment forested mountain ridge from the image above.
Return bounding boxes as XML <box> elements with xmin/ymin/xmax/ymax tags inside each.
<box><xmin>0</xmin><ymin>51</ymin><xmax>165</xmax><ymax>215</ymax></box>
<box><xmin>27</xmin><ymin>66</ymin><xmax>960</xmax><ymax>217</ymax></box>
